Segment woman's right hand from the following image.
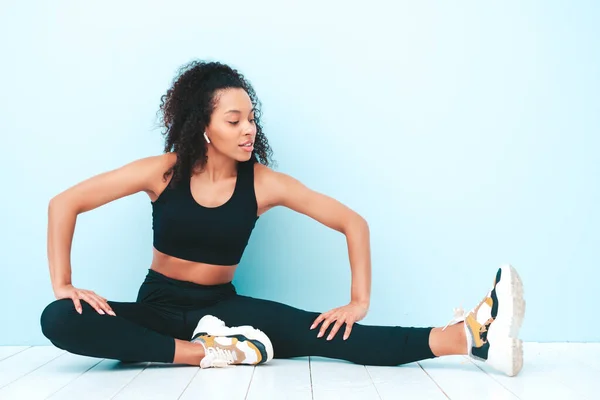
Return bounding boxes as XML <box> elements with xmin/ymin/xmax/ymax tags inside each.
<box><xmin>54</xmin><ymin>284</ymin><xmax>116</xmax><ymax>316</ymax></box>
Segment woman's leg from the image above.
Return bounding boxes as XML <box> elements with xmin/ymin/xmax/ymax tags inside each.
<box><xmin>40</xmin><ymin>267</ymin><xmax>222</xmax><ymax>365</ymax></box>
<box><xmin>39</xmin><ymin>267</ymin><xmax>272</xmax><ymax>367</ymax></box>
<box><xmin>40</xmin><ymin>298</ymin><xmax>185</xmax><ymax>363</ymax></box>
<box><xmin>185</xmin><ymin>296</ymin><xmax>438</xmax><ymax>366</ymax></box>
<box><xmin>185</xmin><ymin>264</ymin><xmax>525</xmax><ymax>375</ymax></box>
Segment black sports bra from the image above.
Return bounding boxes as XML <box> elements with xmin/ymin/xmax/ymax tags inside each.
<box><xmin>151</xmin><ymin>160</ymin><xmax>259</xmax><ymax>265</ymax></box>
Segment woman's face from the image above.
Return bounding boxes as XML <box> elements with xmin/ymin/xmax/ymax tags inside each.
<box><xmin>205</xmin><ymin>88</ymin><xmax>257</xmax><ymax>162</ymax></box>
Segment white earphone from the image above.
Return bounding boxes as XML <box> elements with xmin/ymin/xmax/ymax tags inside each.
<box><xmin>203</xmin><ymin>132</ymin><xmax>210</xmax><ymax>144</ymax></box>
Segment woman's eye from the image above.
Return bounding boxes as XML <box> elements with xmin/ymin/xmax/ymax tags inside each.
<box><xmin>229</xmin><ymin>121</ymin><xmax>239</xmax><ymax>125</ymax></box>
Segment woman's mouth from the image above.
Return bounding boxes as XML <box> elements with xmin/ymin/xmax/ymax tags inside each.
<box><xmin>239</xmin><ymin>141</ymin><xmax>254</xmax><ymax>152</ymax></box>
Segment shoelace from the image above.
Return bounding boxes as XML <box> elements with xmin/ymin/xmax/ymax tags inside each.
<box><xmin>442</xmin><ymin>306</ymin><xmax>467</xmax><ymax>331</ymax></box>
<box><xmin>200</xmin><ymin>346</ymin><xmax>237</xmax><ymax>369</ymax></box>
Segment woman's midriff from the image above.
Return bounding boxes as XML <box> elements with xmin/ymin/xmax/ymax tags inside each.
<box><xmin>150</xmin><ymin>247</ymin><xmax>238</xmax><ymax>285</ymax></box>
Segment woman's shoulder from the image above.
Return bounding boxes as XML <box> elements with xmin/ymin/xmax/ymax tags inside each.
<box><xmin>155</xmin><ymin>152</ymin><xmax>178</xmax><ymax>169</ymax></box>
<box><xmin>137</xmin><ymin>152</ymin><xmax>178</xmax><ymax>176</ymax></box>
<box><xmin>131</xmin><ymin>152</ymin><xmax>178</xmax><ymax>201</ymax></box>
<box><xmin>252</xmin><ymin>161</ymin><xmax>278</xmax><ymax>185</ymax></box>
<box><xmin>252</xmin><ymin>161</ymin><xmax>271</xmax><ymax>175</ymax></box>
<box><xmin>252</xmin><ymin>162</ymin><xmax>303</xmax><ymax>201</ymax></box>
<box><xmin>128</xmin><ymin>152</ymin><xmax>177</xmax><ymax>170</ymax></box>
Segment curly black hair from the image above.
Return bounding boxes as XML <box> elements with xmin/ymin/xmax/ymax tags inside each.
<box><xmin>156</xmin><ymin>60</ymin><xmax>274</xmax><ymax>185</ymax></box>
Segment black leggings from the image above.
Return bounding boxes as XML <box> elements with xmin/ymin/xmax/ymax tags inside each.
<box><xmin>40</xmin><ymin>269</ymin><xmax>435</xmax><ymax>366</ymax></box>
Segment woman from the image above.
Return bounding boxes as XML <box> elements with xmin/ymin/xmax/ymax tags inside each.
<box><xmin>41</xmin><ymin>60</ymin><xmax>526</xmax><ymax>375</ymax></box>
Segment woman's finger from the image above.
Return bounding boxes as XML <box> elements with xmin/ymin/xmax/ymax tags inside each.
<box><xmin>310</xmin><ymin>314</ymin><xmax>324</xmax><ymax>330</ymax></box>
<box><xmin>71</xmin><ymin>296</ymin><xmax>82</xmax><ymax>314</ymax></box>
<box><xmin>79</xmin><ymin>293</ymin><xmax>105</xmax><ymax>315</ymax></box>
<box><xmin>96</xmin><ymin>296</ymin><xmax>116</xmax><ymax>316</ymax></box>
<box><xmin>82</xmin><ymin>292</ymin><xmax>115</xmax><ymax>316</ymax></box>
<box><xmin>311</xmin><ymin>311</ymin><xmax>332</xmax><ymax>330</ymax></box>
<box><xmin>327</xmin><ymin>319</ymin><xmax>345</xmax><ymax>341</ymax></box>
<box><xmin>89</xmin><ymin>291</ymin><xmax>107</xmax><ymax>303</ymax></box>
<box><xmin>318</xmin><ymin>315</ymin><xmax>337</xmax><ymax>338</ymax></box>
<box><xmin>103</xmin><ymin>301</ymin><xmax>116</xmax><ymax>316</ymax></box>
<box><xmin>343</xmin><ymin>320</ymin><xmax>355</xmax><ymax>340</ymax></box>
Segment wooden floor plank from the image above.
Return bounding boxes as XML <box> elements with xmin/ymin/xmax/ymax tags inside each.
<box><xmin>178</xmin><ymin>364</ymin><xmax>254</xmax><ymax>400</ymax></box>
<box><xmin>543</xmin><ymin>342</ymin><xmax>600</xmax><ymax>372</ymax></box>
<box><xmin>246</xmin><ymin>358</ymin><xmax>312</xmax><ymax>400</ymax></box>
<box><xmin>0</xmin><ymin>352</ymin><xmax>101</xmax><ymax>400</ymax></box>
<box><xmin>366</xmin><ymin>362</ymin><xmax>448</xmax><ymax>400</ymax></box>
<box><xmin>112</xmin><ymin>363</ymin><xmax>199</xmax><ymax>400</ymax></box>
<box><xmin>418</xmin><ymin>355</ymin><xmax>519</xmax><ymax>400</ymax></box>
<box><xmin>310</xmin><ymin>357</ymin><xmax>380</xmax><ymax>400</ymax></box>
<box><xmin>0</xmin><ymin>343</ymin><xmax>596</xmax><ymax>399</ymax></box>
<box><xmin>0</xmin><ymin>346</ymin><xmax>29</xmax><ymax>362</ymax></box>
<box><xmin>471</xmin><ymin>342</ymin><xmax>595</xmax><ymax>400</ymax></box>
<box><xmin>47</xmin><ymin>360</ymin><xmax>149</xmax><ymax>400</ymax></box>
<box><xmin>0</xmin><ymin>346</ymin><xmax>64</xmax><ymax>389</ymax></box>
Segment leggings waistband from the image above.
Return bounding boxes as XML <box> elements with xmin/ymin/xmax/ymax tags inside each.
<box><xmin>143</xmin><ymin>269</ymin><xmax>236</xmax><ymax>291</ymax></box>
<box><xmin>137</xmin><ymin>269</ymin><xmax>237</xmax><ymax>308</ymax></box>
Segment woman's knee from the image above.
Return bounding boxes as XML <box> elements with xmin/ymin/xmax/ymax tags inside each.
<box><xmin>40</xmin><ymin>299</ymin><xmax>79</xmax><ymax>342</ymax></box>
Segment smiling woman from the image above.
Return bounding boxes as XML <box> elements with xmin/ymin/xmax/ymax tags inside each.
<box><xmin>40</xmin><ymin>60</ymin><xmax>525</xmax><ymax>376</ymax></box>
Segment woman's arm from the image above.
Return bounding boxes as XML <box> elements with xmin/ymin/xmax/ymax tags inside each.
<box><xmin>48</xmin><ymin>153</ymin><xmax>175</xmax><ymax>311</ymax></box>
<box><xmin>255</xmin><ymin>165</ymin><xmax>371</xmax><ymax>338</ymax></box>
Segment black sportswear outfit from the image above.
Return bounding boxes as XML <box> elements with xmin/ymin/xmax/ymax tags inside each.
<box><xmin>40</xmin><ymin>159</ymin><xmax>435</xmax><ymax>365</ymax></box>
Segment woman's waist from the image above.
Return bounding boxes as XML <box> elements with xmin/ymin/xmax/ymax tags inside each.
<box><xmin>151</xmin><ymin>247</ymin><xmax>238</xmax><ymax>285</ymax></box>
<box><xmin>137</xmin><ymin>268</ymin><xmax>237</xmax><ymax>309</ymax></box>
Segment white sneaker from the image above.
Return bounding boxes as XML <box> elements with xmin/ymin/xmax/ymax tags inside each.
<box><xmin>191</xmin><ymin>315</ymin><xmax>274</xmax><ymax>369</ymax></box>
<box><xmin>444</xmin><ymin>264</ymin><xmax>526</xmax><ymax>376</ymax></box>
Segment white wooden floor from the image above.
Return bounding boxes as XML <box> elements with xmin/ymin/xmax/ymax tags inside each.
<box><xmin>0</xmin><ymin>343</ymin><xmax>597</xmax><ymax>399</ymax></box>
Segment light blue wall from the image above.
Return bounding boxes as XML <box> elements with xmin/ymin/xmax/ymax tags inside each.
<box><xmin>1</xmin><ymin>1</ymin><xmax>598</xmax><ymax>345</ymax></box>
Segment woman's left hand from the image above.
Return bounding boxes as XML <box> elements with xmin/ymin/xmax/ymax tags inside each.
<box><xmin>310</xmin><ymin>301</ymin><xmax>369</xmax><ymax>341</ymax></box>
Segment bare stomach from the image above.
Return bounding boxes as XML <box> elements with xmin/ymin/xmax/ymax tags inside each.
<box><xmin>150</xmin><ymin>247</ymin><xmax>238</xmax><ymax>285</ymax></box>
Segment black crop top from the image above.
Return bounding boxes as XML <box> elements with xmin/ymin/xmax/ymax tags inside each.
<box><xmin>151</xmin><ymin>160</ymin><xmax>259</xmax><ymax>265</ymax></box>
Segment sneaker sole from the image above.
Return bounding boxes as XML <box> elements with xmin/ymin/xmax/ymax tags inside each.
<box><xmin>494</xmin><ymin>264</ymin><xmax>526</xmax><ymax>338</ymax></box>
<box><xmin>488</xmin><ymin>264</ymin><xmax>526</xmax><ymax>376</ymax></box>
<box><xmin>487</xmin><ymin>335</ymin><xmax>523</xmax><ymax>377</ymax></box>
